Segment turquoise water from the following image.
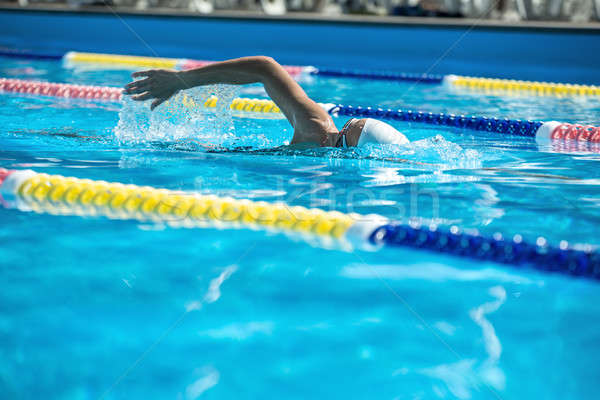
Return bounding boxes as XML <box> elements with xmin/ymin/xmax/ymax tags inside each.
<box><xmin>1</xmin><ymin>58</ymin><xmax>600</xmax><ymax>399</ymax></box>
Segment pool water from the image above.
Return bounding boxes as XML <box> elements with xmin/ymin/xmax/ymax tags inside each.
<box><xmin>1</xmin><ymin>57</ymin><xmax>600</xmax><ymax>400</ymax></box>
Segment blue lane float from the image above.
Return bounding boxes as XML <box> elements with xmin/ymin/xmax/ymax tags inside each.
<box><xmin>307</xmin><ymin>67</ymin><xmax>444</xmax><ymax>83</ymax></box>
<box><xmin>0</xmin><ymin>49</ymin><xmax>63</xmax><ymax>60</ymax></box>
<box><xmin>328</xmin><ymin>104</ymin><xmax>545</xmax><ymax>137</ymax></box>
<box><xmin>370</xmin><ymin>224</ymin><xmax>600</xmax><ymax>280</ymax></box>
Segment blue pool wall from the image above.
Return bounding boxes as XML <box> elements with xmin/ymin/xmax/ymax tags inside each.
<box><xmin>1</xmin><ymin>9</ymin><xmax>599</xmax><ymax>84</ymax></box>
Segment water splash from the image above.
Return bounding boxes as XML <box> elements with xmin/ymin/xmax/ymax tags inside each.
<box><xmin>115</xmin><ymin>85</ymin><xmax>239</xmax><ymax>146</ymax></box>
<box><xmin>211</xmin><ymin>135</ymin><xmax>483</xmax><ymax>170</ymax></box>
<box><xmin>114</xmin><ymin>85</ymin><xmax>482</xmax><ymax>169</ymax></box>
<box><xmin>355</xmin><ymin>135</ymin><xmax>482</xmax><ymax>169</ymax></box>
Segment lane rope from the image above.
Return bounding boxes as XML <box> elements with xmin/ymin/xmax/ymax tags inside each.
<box><xmin>64</xmin><ymin>51</ymin><xmax>307</xmax><ymax>76</ymax></box>
<box><xmin>65</xmin><ymin>51</ymin><xmax>181</xmax><ymax>69</ymax></box>
<box><xmin>0</xmin><ymin>169</ymin><xmax>364</xmax><ymax>241</ymax></box>
<box><xmin>0</xmin><ymin>168</ymin><xmax>598</xmax><ymax>280</ymax></box>
<box><xmin>446</xmin><ymin>75</ymin><xmax>600</xmax><ymax>97</ymax></box>
<box><xmin>3</xmin><ymin>50</ymin><xmax>598</xmax><ymax>96</ymax></box>
<box><xmin>310</xmin><ymin>67</ymin><xmax>443</xmax><ymax>83</ymax></box>
<box><xmin>1</xmin><ymin>78</ymin><xmax>598</xmax><ymax>144</ymax></box>
<box><xmin>329</xmin><ymin>104</ymin><xmax>600</xmax><ymax>143</ymax></box>
<box><xmin>0</xmin><ymin>78</ymin><xmax>123</xmax><ymax>101</ymax></box>
<box><xmin>0</xmin><ymin>49</ymin><xmax>63</xmax><ymax>60</ymax></box>
<box><xmin>0</xmin><ymin>78</ymin><xmax>282</xmax><ymax>113</ymax></box>
<box><xmin>62</xmin><ymin>51</ymin><xmax>600</xmax><ymax>96</ymax></box>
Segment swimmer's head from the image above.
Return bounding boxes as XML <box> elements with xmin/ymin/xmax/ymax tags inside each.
<box><xmin>339</xmin><ymin>118</ymin><xmax>409</xmax><ymax>147</ymax></box>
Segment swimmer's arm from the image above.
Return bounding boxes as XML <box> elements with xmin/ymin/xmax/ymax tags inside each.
<box><xmin>124</xmin><ymin>57</ymin><xmax>331</xmax><ymax>138</ymax></box>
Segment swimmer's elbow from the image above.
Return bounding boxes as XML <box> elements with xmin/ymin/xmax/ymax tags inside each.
<box><xmin>255</xmin><ymin>56</ymin><xmax>278</xmax><ymax>67</ymax></box>
<box><xmin>248</xmin><ymin>56</ymin><xmax>284</xmax><ymax>80</ymax></box>
<box><xmin>244</xmin><ymin>56</ymin><xmax>278</xmax><ymax>71</ymax></box>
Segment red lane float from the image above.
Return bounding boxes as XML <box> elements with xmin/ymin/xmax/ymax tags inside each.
<box><xmin>0</xmin><ymin>78</ymin><xmax>122</xmax><ymax>101</ymax></box>
<box><xmin>0</xmin><ymin>168</ymin><xmax>13</xmax><ymax>186</ymax></box>
<box><xmin>550</xmin><ymin>123</ymin><xmax>600</xmax><ymax>142</ymax></box>
<box><xmin>535</xmin><ymin>121</ymin><xmax>600</xmax><ymax>144</ymax></box>
<box><xmin>534</xmin><ymin>121</ymin><xmax>600</xmax><ymax>152</ymax></box>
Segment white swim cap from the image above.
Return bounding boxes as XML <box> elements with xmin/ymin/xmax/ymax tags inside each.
<box><xmin>357</xmin><ymin>118</ymin><xmax>409</xmax><ymax>146</ymax></box>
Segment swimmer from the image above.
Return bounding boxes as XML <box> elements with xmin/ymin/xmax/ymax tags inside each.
<box><xmin>124</xmin><ymin>56</ymin><xmax>409</xmax><ymax>148</ymax></box>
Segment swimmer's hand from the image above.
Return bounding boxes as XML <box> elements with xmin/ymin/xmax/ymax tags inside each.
<box><xmin>124</xmin><ymin>69</ymin><xmax>185</xmax><ymax>110</ymax></box>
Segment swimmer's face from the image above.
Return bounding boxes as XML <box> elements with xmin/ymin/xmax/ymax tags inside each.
<box><xmin>340</xmin><ymin>118</ymin><xmax>367</xmax><ymax>147</ymax></box>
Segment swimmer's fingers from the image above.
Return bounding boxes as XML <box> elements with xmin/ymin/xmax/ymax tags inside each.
<box><xmin>125</xmin><ymin>78</ymin><xmax>150</xmax><ymax>89</ymax></box>
<box><xmin>124</xmin><ymin>78</ymin><xmax>151</xmax><ymax>92</ymax></box>
<box><xmin>132</xmin><ymin>70</ymin><xmax>156</xmax><ymax>78</ymax></box>
<box><xmin>131</xmin><ymin>92</ymin><xmax>154</xmax><ymax>101</ymax></box>
<box><xmin>124</xmin><ymin>83</ymin><xmax>151</xmax><ymax>95</ymax></box>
